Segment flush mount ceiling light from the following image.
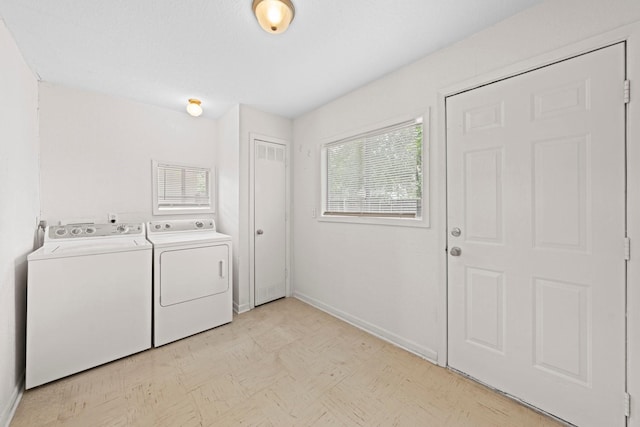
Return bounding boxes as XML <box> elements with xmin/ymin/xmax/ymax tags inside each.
<box><xmin>186</xmin><ymin>99</ymin><xmax>203</xmax><ymax>117</ymax></box>
<box><xmin>252</xmin><ymin>0</ymin><xmax>295</xmax><ymax>34</ymax></box>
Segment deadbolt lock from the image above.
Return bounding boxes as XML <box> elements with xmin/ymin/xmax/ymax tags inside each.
<box><xmin>451</xmin><ymin>227</ymin><xmax>461</xmax><ymax>237</ymax></box>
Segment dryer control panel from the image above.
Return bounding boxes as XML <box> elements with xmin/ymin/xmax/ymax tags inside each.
<box><xmin>147</xmin><ymin>219</ymin><xmax>215</xmax><ymax>234</ymax></box>
<box><xmin>48</xmin><ymin>223</ymin><xmax>144</xmax><ymax>239</ymax></box>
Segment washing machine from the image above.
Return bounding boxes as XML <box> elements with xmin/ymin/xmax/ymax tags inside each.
<box><xmin>146</xmin><ymin>218</ymin><xmax>232</xmax><ymax>347</ymax></box>
<box><xmin>26</xmin><ymin>223</ymin><xmax>152</xmax><ymax>389</ymax></box>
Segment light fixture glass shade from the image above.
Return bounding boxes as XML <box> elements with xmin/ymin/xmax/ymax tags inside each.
<box><xmin>252</xmin><ymin>0</ymin><xmax>295</xmax><ymax>34</ymax></box>
<box><xmin>186</xmin><ymin>99</ymin><xmax>203</xmax><ymax>117</ymax></box>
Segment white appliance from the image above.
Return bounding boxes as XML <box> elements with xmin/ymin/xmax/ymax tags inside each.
<box><xmin>146</xmin><ymin>219</ymin><xmax>232</xmax><ymax>347</ymax></box>
<box><xmin>26</xmin><ymin>223</ymin><xmax>152</xmax><ymax>389</ymax></box>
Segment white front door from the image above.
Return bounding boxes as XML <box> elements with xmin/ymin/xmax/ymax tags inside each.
<box><xmin>254</xmin><ymin>139</ymin><xmax>287</xmax><ymax>306</ymax></box>
<box><xmin>447</xmin><ymin>44</ymin><xmax>626</xmax><ymax>427</ymax></box>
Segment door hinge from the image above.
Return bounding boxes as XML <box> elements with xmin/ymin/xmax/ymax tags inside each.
<box><xmin>625</xmin><ymin>237</ymin><xmax>631</xmax><ymax>261</ymax></box>
<box><xmin>625</xmin><ymin>392</ymin><xmax>631</xmax><ymax>417</ymax></box>
<box><xmin>624</xmin><ymin>80</ymin><xmax>631</xmax><ymax>104</ymax></box>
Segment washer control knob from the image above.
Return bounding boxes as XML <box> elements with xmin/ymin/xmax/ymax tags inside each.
<box><xmin>195</xmin><ymin>221</ymin><xmax>204</xmax><ymax>228</ymax></box>
<box><xmin>116</xmin><ymin>224</ymin><xmax>128</xmax><ymax>234</ymax></box>
<box><xmin>85</xmin><ymin>227</ymin><xmax>96</xmax><ymax>234</ymax></box>
<box><xmin>154</xmin><ymin>224</ymin><xmax>161</xmax><ymax>230</ymax></box>
<box><xmin>55</xmin><ymin>228</ymin><xmax>67</xmax><ymax>237</ymax></box>
<box><xmin>71</xmin><ymin>227</ymin><xmax>82</xmax><ymax>235</ymax></box>
<box><xmin>164</xmin><ymin>223</ymin><xmax>172</xmax><ymax>229</ymax></box>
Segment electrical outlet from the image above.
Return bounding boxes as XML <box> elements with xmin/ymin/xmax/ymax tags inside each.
<box><xmin>108</xmin><ymin>213</ymin><xmax>118</xmax><ymax>224</ymax></box>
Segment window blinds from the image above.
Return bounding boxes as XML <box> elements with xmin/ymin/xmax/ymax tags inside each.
<box><xmin>325</xmin><ymin>120</ymin><xmax>422</xmax><ymax>217</ymax></box>
<box><xmin>156</xmin><ymin>163</ymin><xmax>211</xmax><ymax>209</ymax></box>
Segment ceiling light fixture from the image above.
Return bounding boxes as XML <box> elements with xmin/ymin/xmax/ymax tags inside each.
<box><xmin>186</xmin><ymin>99</ymin><xmax>203</xmax><ymax>117</ymax></box>
<box><xmin>252</xmin><ymin>0</ymin><xmax>295</xmax><ymax>34</ymax></box>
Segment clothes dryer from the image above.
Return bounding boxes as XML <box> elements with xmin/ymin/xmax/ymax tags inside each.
<box><xmin>146</xmin><ymin>219</ymin><xmax>232</xmax><ymax>346</ymax></box>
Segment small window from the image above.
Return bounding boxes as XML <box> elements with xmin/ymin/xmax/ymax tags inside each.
<box><xmin>320</xmin><ymin>115</ymin><xmax>428</xmax><ymax>227</ymax></box>
<box><xmin>152</xmin><ymin>160</ymin><xmax>214</xmax><ymax>215</ymax></box>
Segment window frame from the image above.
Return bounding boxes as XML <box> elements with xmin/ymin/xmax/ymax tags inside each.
<box><xmin>319</xmin><ymin>111</ymin><xmax>430</xmax><ymax>228</ymax></box>
<box><xmin>151</xmin><ymin>160</ymin><xmax>215</xmax><ymax>216</ymax></box>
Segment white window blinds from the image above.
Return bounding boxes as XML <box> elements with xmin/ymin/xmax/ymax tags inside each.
<box><xmin>325</xmin><ymin>119</ymin><xmax>423</xmax><ymax>218</ymax></box>
<box><xmin>156</xmin><ymin>163</ymin><xmax>211</xmax><ymax>209</ymax></box>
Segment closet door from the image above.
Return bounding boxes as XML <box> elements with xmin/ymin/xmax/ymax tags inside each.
<box><xmin>254</xmin><ymin>139</ymin><xmax>287</xmax><ymax>306</ymax></box>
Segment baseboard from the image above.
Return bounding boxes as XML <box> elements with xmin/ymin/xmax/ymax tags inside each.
<box><xmin>233</xmin><ymin>301</ymin><xmax>251</xmax><ymax>314</ymax></box>
<box><xmin>294</xmin><ymin>292</ymin><xmax>438</xmax><ymax>363</ymax></box>
<box><xmin>1</xmin><ymin>374</ymin><xmax>24</xmax><ymax>427</ymax></box>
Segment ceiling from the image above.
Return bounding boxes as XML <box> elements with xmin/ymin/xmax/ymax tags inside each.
<box><xmin>0</xmin><ymin>0</ymin><xmax>540</xmax><ymax>119</ymax></box>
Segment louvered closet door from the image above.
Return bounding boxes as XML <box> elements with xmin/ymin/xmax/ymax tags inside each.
<box><xmin>447</xmin><ymin>44</ymin><xmax>626</xmax><ymax>427</ymax></box>
<box><xmin>254</xmin><ymin>140</ymin><xmax>287</xmax><ymax>306</ymax></box>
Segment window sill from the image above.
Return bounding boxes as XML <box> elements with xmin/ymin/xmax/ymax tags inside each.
<box><xmin>153</xmin><ymin>206</ymin><xmax>214</xmax><ymax>216</ymax></box>
<box><xmin>317</xmin><ymin>214</ymin><xmax>429</xmax><ymax>228</ymax></box>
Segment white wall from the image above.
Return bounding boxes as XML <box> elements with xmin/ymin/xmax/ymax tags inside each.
<box><xmin>217</xmin><ymin>105</ymin><xmax>241</xmax><ymax>311</ymax></box>
<box><xmin>240</xmin><ymin>106</ymin><xmax>292</xmax><ymax>311</ymax></box>
<box><xmin>38</xmin><ymin>83</ymin><xmax>217</xmax><ymax>225</ymax></box>
<box><xmin>239</xmin><ymin>106</ymin><xmax>292</xmax><ymax>311</ymax></box>
<box><xmin>217</xmin><ymin>104</ymin><xmax>292</xmax><ymax>313</ymax></box>
<box><xmin>292</xmin><ymin>0</ymin><xmax>640</xmax><ymax>361</ymax></box>
<box><xmin>0</xmin><ymin>17</ymin><xmax>39</xmax><ymax>427</ymax></box>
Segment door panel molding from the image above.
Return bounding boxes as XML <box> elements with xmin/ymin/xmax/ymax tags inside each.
<box><xmin>446</xmin><ymin>43</ymin><xmax>625</xmax><ymax>426</ymax></box>
<box><xmin>437</xmin><ymin>21</ymin><xmax>640</xmax><ymax>427</ymax></box>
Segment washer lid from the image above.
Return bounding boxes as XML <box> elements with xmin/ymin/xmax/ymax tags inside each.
<box><xmin>28</xmin><ymin>237</ymin><xmax>151</xmax><ymax>261</ymax></box>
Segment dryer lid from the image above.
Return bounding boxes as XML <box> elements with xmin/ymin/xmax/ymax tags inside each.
<box><xmin>146</xmin><ymin>231</ymin><xmax>231</xmax><ymax>247</ymax></box>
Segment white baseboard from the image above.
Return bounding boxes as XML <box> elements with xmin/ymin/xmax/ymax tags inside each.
<box><xmin>294</xmin><ymin>292</ymin><xmax>438</xmax><ymax>363</ymax></box>
<box><xmin>233</xmin><ymin>301</ymin><xmax>251</xmax><ymax>314</ymax></box>
<box><xmin>1</xmin><ymin>375</ymin><xmax>23</xmax><ymax>427</ymax></box>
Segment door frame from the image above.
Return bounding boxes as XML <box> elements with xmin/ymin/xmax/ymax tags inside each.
<box><xmin>248</xmin><ymin>133</ymin><xmax>291</xmax><ymax>309</ymax></box>
<box><xmin>437</xmin><ymin>22</ymin><xmax>640</xmax><ymax>425</ymax></box>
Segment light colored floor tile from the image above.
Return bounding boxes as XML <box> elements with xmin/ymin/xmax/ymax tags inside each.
<box><xmin>11</xmin><ymin>298</ymin><xmax>564</xmax><ymax>427</ymax></box>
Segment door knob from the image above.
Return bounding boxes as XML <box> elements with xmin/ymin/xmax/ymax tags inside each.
<box><xmin>256</xmin><ymin>229</ymin><xmax>264</xmax><ymax>235</ymax></box>
<box><xmin>450</xmin><ymin>247</ymin><xmax>462</xmax><ymax>256</ymax></box>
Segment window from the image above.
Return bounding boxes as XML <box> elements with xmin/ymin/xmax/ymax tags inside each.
<box><xmin>152</xmin><ymin>160</ymin><xmax>214</xmax><ymax>215</ymax></box>
<box><xmin>321</xmin><ymin>115</ymin><xmax>427</xmax><ymax>226</ymax></box>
